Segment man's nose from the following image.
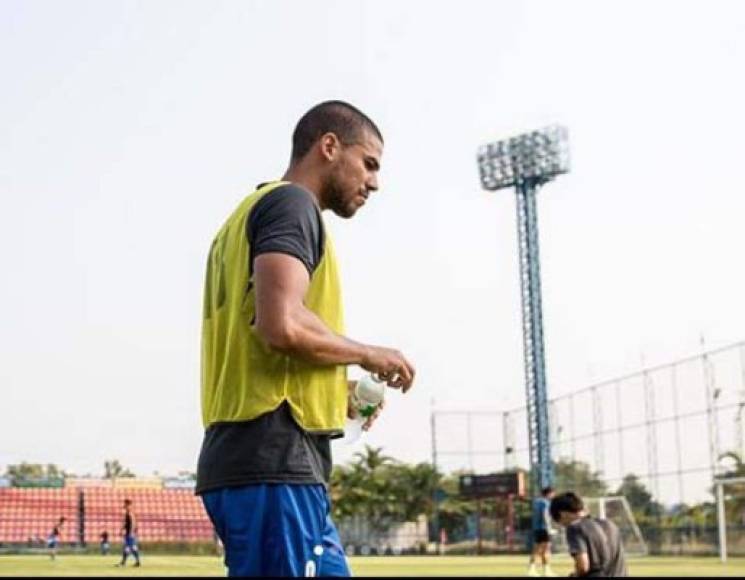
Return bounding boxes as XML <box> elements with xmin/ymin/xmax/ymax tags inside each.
<box><xmin>367</xmin><ymin>174</ymin><xmax>379</xmax><ymax>192</ymax></box>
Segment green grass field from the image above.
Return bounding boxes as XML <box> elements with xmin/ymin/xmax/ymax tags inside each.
<box><xmin>1</xmin><ymin>554</ymin><xmax>744</xmax><ymax>577</ymax></box>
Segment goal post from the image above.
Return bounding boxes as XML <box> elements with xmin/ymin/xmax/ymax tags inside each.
<box><xmin>714</xmin><ymin>475</ymin><xmax>745</xmax><ymax>563</ymax></box>
<box><xmin>552</xmin><ymin>495</ymin><xmax>648</xmax><ymax>557</ymax></box>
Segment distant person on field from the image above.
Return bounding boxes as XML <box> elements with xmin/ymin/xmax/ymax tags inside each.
<box><xmin>116</xmin><ymin>499</ymin><xmax>141</xmax><ymax>567</ymax></box>
<box><xmin>46</xmin><ymin>517</ymin><xmax>65</xmax><ymax>560</ymax></box>
<box><xmin>528</xmin><ymin>486</ymin><xmax>557</xmax><ymax>576</ymax></box>
<box><xmin>100</xmin><ymin>530</ymin><xmax>110</xmax><ymax>555</ymax></box>
<box><xmin>550</xmin><ymin>492</ymin><xmax>627</xmax><ymax>577</ymax></box>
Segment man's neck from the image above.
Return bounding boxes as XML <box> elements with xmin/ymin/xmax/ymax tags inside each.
<box><xmin>281</xmin><ymin>164</ymin><xmax>324</xmax><ymax>209</ymax></box>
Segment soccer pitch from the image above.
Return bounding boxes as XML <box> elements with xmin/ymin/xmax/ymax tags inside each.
<box><xmin>1</xmin><ymin>554</ymin><xmax>745</xmax><ymax>577</ymax></box>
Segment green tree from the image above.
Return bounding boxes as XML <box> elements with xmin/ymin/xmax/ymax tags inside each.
<box><xmin>330</xmin><ymin>446</ymin><xmax>401</xmax><ymax>530</ymax></box>
<box><xmin>388</xmin><ymin>461</ymin><xmax>441</xmax><ymax>521</ymax></box>
<box><xmin>103</xmin><ymin>459</ymin><xmax>135</xmax><ymax>479</ymax></box>
<box><xmin>614</xmin><ymin>474</ymin><xmax>663</xmax><ymax>521</ymax></box>
<box><xmin>552</xmin><ymin>459</ymin><xmax>608</xmax><ymax>498</ymax></box>
<box><xmin>5</xmin><ymin>463</ymin><xmax>68</xmax><ymax>481</ymax></box>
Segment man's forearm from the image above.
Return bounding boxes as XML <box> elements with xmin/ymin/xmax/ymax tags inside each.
<box><xmin>261</xmin><ymin>303</ymin><xmax>369</xmax><ymax>367</ymax></box>
<box><xmin>572</xmin><ymin>553</ymin><xmax>589</xmax><ymax>576</ymax></box>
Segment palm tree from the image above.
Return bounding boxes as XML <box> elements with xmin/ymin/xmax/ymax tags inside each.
<box><xmin>353</xmin><ymin>445</ymin><xmax>395</xmax><ymax>472</ymax></box>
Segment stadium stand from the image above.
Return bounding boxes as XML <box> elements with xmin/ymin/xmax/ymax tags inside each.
<box><xmin>0</xmin><ymin>484</ymin><xmax>213</xmax><ymax>545</ymax></box>
<box><xmin>0</xmin><ymin>488</ymin><xmax>78</xmax><ymax>545</ymax></box>
<box><xmin>83</xmin><ymin>488</ymin><xmax>213</xmax><ymax>543</ymax></box>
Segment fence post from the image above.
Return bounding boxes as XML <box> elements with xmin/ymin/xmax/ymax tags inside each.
<box><xmin>507</xmin><ymin>494</ymin><xmax>515</xmax><ymax>552</ymax></box>
<box><xmin>430</xmin><ymin>402</ymin><xmax>441</xmax><ymax>555</ymax></box>
<box><xmin>716</xmin><ymin>481</ymin><xmax>727</xmax><ymax>563</ymax></box>
<box><xmin>78</xmin><ymin>489</ymin><xmax>85</xmax><ymax>548</ymax></box>
<box><xmin>476</xmin><ymin>499</ymin><xmax>482</xmax><ymax>555</ymax></box>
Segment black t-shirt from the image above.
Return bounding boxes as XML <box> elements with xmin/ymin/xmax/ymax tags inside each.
<box><xmin>196</xmin><ymin>184</ymin><xmax>333</xmax><ymax>495</ymax></box>
<box><xmin>124</xmin><ymin>513</ymin><xmax>133</xmax><ymax>535</ymax></box>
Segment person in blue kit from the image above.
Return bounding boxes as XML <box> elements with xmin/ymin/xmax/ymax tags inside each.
<box><xmin>528</xmin><ymin>486</ymin><xmax>557</xmax><ymax>576</ymax></box>
<box><xmin>116</xmin><ymin>499</ymin><xmax>141</xmax><ymax>568</ymax></box>
<box><xmin>196</xmin><ymin>100</ymin><xmax>416</xmax><ymax>577</ymax></box>
<box><xmin>46</xmin><ymin>517</ymin><xmax>65</xmax><ymax>560</ymax></box>
<box><xmin>100</xmin><ymin>530</ymin><xmax>110</xmax><ymax>555</ymax></box>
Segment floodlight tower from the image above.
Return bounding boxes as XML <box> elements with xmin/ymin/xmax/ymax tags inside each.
<box><xmin>476</xmin><ymin>126</ymin><xmax>570</xmax><ymax>492</ymax></box>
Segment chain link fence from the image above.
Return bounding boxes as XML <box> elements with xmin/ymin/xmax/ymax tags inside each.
<box><xmin>431</xmin><ymin>340</ymin><xmax>745</xmax><ymax>555</ymax></box>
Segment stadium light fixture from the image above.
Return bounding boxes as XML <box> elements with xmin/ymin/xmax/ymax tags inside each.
<box><xmin>477</xmin><ymin>125</ymin><xmax>570</xmax><ymax>191</ymax></box>
<box><xmin>476</xmin><ymin>125</ymin><xmax>570</xmax><ymax>493</ymax></box>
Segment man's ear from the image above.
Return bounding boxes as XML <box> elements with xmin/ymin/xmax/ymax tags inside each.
<box><xmin>318</xmin><ymin>132</ymin><xmax>341</xmax><ymax>162</ymax></box>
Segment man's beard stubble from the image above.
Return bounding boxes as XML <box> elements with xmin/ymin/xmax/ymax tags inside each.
<box><xmin>322</xmin><ymin>172</ymin><xmax>356</xmax><ymax>219</ymax></box>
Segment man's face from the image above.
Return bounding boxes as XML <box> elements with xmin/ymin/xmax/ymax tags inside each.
<box><xmin>557</xmin><ymin>511</ymin><xmax>575</xmax><ymax>527</ymax></box>
<box><xmin>321</xmin><ymin>129</ymin><xmax>383</xmax><ymax>219</ymax></box>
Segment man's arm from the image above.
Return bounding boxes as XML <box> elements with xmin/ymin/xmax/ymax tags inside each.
<box><xmin>254</xmin><ymin>253</ymin><xmax>415</xmax><ymax>391</ymax></box>
<box><xmin>571</xmin><ymin>552</ymin><xmax>590</xmax><ymax>576</ymax></box>
<box><xmin>566</xmin><ymin>525</ymin><xmax>590</xmax><ymax>576</ymax></box>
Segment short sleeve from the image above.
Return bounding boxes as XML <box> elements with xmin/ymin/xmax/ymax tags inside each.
<box><xmin>566</xmin><ymin>523</ymin><xmax>588</xmax><ymax>555</ymax></box>
<box><xmin>247</xmin><ymin>184</ymin><xmax>325</xmax><ymax>277</ymax></box>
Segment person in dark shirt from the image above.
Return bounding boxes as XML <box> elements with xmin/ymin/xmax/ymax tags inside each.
<box><xmin>116</xmin><ymin>499</ymin><xmax>141</xmax><ymax>568</ymax></box>
<box><xmin>46</xmin><ymin>517</ymin><xmax>65</xmax><ymax>560</ymax></box>
<box><xmin>550</xmin><ymin>492</ymin><xmax>627</xmax><ymax>577</ymax></box>
<box><xmin>528</xmin><ymin>486</ymin><xmax>557</xmax><ymax>576</ymax></box>
<box><xmin>197</xmin><ymin>100</ymin><xmax>416</xmax><ymax>577</ymax></box>
<box><xmin>100</xmin><ymin>530</ymin><xmax>110</xmax><ymax>555</ymax></box>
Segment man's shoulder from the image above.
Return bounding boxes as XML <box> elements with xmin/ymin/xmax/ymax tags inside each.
<box><xmin>567</xmin><ymin>516</ymin><xmax>595</xmax><ymax>535</ymax></box>
<box><xmin>596</xmin><ymin>517</ymin><xmax>621</xmax><ymax>536</ymax></box>
<box><xmin>253</xmin><ymin>182</ymin><xmax>319</xmax><ymax>212</ymax></box>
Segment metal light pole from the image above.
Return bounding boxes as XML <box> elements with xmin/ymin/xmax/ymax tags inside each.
<box><xmin>477</xmin><ymin>126</ymin><xmax>570</xmax><ymax>492</ymax></box>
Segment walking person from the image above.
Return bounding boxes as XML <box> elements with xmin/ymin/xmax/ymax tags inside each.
<box><xmin>196</xmin><ymin>100</ymin><xmax>415</xmax><ymax>577</ymax></box>
<box><xmin>100</xmin><ymin>530</ymin><xmax>110</xmax><ymax>555</ymax></box>
<box><xmin>116</xmin><ymin>499</ymin><xmax>141</xmax><ymax>568</ymax></box>
<box><xmin>46</xmin><ymin>517</ymin><xmax>65</xmax><ymax>560</ymax></box>
<box><xmin>528</xmin><ymin>487</ymin><xmax>557</xmax><ymax>576</ymax></box>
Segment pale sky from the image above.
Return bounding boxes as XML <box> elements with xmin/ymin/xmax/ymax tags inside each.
<box><xmin>2</xmin><ymin>1</ymin><xmax>745</xmax><ymax>503</ymax></box>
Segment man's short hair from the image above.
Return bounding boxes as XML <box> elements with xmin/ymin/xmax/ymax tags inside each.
<box><xmin>549</xmin><ymin>491</ymin><xmax>584</xmax><ymax>522</ymax></box>
<box><xmin>124</xmin><ymin>499</ymin><xmax>132</xmax><ymax>507</ymax></box>
<box><xmin>541</xmin><ymin>486</ymin><xmax>554</xmax><ymax>497</ymax></box>
<box><xmin>291</xmin><ymin>100</ymin><xmax>383</xmax><ymax>162</ymax></box>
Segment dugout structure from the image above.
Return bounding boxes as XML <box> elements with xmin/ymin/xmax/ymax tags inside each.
<box><xmin>451</xmin><ymin>471</ymin><xmax>526</xmax><ymax>554</ymax></box>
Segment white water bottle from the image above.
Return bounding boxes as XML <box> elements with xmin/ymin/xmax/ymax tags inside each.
<box><xmin>341</xmin><ymin>373</ymin><xmax>386</xmax><ymax>445</ymax></box>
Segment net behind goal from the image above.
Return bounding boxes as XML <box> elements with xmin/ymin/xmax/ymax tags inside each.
<box><xmin>551</xmin><ymin>496</ymin><xmax>648</xmax><ymax>556</ymax></box>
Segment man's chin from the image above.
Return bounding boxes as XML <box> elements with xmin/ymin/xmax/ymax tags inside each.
<box><xmin>331</xmin><ymin>205</ymin><xmax>359</xmax><ymax>219</ymax></box>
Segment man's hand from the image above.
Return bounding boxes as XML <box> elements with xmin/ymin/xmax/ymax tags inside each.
<box><xmin>360</xmin><ymin>346</ymin><xmax>416</xmax><ymax>392</ymax></box>
<box><xmin>347</xmin><ymin>380</ymin><xmax>386</xmax><ymax>431</ymax></box>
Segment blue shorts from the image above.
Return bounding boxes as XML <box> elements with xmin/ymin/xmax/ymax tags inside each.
<box><xmin>201</xmin><ymin>483</ymin><xmax>350</xmax><ymax>577</ymax></box>
<box><xmin>46</xmin><ymin>537</ymin><xmax>58</xmax><ymax>549</ymax></box>
<box><xmin>124</xmin><ymin>534</ymin><xmax>138</xmax><ymax>550</ymax></box>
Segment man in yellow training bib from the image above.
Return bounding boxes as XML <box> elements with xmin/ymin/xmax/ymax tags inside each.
<box><xmin>196</xmin><ymin>100</ymin><xmax>416</xmax><ymax>577</ymax></box>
